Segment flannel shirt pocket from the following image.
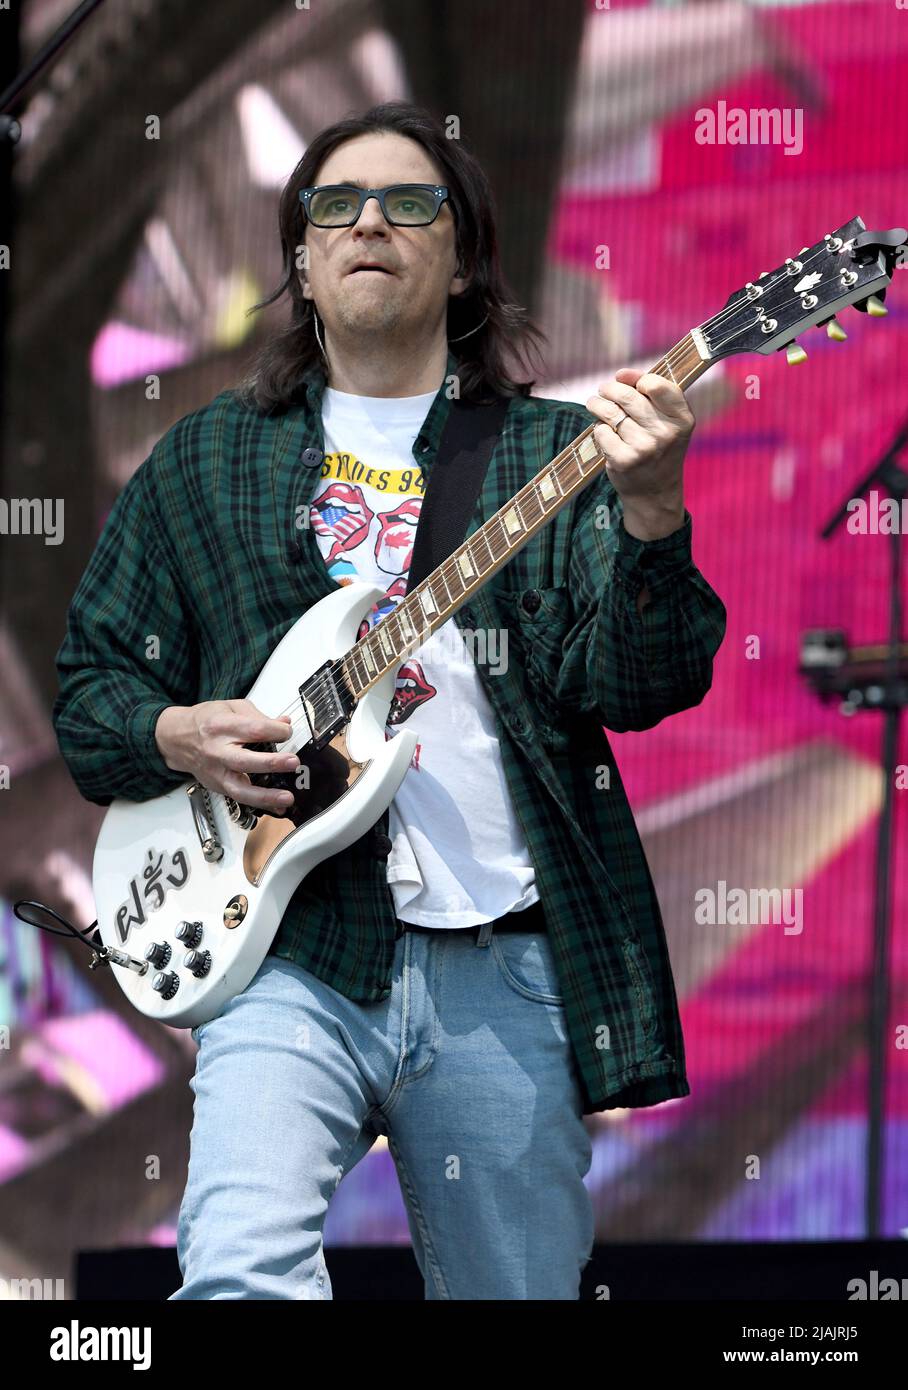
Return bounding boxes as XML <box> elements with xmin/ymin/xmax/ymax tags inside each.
<box><xmin>497</xmin><ymin>584</ymin><xmax>573</xmax><ymax>735</ymax></box>
<box><xmin>621</xmin><ymin>937</ymin><xmax>659</xmax><ymax>1040</ymax></box>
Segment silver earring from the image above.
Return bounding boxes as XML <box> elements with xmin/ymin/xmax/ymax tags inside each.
<box><xmin>312</xmin><ymin>307</ymin><xmax>328</xmax><ymax>362</ymax></box>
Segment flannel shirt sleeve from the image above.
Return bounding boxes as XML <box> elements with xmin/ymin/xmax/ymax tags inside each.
<box><xmin>51</xmin><ymin>456</ymin><xmax>200</xmax><ymax>806</ymax></box>
<box><xmin>555</xmin><ymin>466</ymin><xmax>727</xmax><ymax>733</ymax></box>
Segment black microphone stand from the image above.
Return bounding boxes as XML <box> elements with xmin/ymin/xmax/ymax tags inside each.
<box><xmin>821</xmin><ymin>413</ymin><xmax>908</xmax><ymax>1238</ymax></box>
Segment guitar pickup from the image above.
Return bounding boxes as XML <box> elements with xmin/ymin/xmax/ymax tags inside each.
<box><xmin>300</xmin><ymin>661</ymin><xmax>356</xmax><ymax>749</ymax></box>
<box><xmin>186</xmin><ymin>783</ymin><xmax>224</xmax><ymax>861</ymax></box>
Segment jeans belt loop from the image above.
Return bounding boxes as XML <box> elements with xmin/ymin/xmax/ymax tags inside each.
<box><xmin>475</xmin><ymin>920</ymin><xmax>493</xmax><ymax>949</ymax></box>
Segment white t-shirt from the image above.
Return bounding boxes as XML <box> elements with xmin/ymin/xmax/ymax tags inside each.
<box><xmin>311</xmin><ymin>385</ymin><xmax>539</xmax><ymax>927</ymax></box>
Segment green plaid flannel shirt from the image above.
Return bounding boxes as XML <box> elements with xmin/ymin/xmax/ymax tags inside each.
<box><xmin>52</xmin><ymin>350</ymin><xmax>727</xmax><ymax>1114</ymax></box>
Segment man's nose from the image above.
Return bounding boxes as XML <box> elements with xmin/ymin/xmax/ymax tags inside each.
<box><xmin>354</xmin><ymin>195</ymin><xmax>390</xmax><ymax>230</ymax></box>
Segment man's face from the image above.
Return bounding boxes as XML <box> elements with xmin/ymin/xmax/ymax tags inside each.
<box><xmin>300</xmin><ymin>131</ymin><xmax>466</xmax><ymax>346</ymax></box>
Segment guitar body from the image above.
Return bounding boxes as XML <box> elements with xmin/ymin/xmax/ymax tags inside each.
<box><xmin>91</xmin><ymin>581</ymin><xmax>417</xmax><ymax>1027</ymax></box>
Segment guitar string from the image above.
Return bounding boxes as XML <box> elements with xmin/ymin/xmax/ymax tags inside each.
<box><xmin>277</xmin><ymin>251</ymin><xmax>865</xmax><ymax>744</ymax></box>
<box><xmin>292</xmin><ymin>252</ymin><xmax>858</xmax><ymax>730</ymax></box>
<box><xmin>250</xmin><ymin>244</ymin><xmax>864</xmax><ymax>755</ymax></box>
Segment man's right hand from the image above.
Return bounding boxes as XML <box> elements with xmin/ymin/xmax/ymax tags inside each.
<box><xmin>154</xmin><ymin>700</ymin><xmax>301</xmax><ymax>814</ymax></box>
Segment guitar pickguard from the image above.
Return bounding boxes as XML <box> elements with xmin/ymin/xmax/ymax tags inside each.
<box><xmin>242</xmin><ymin>725</ymin><xmax>371</xmax><ymax>884</ymax></box>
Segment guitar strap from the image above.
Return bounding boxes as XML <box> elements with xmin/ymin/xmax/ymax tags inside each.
<box><xmin>405</xmin><ymin>392</ymin><xmax>510</xmax><ymax>594</ymax></box>
<box><xmin>362</xmin><ymin>389</ymin><xmax>510</xmax><ymax>865</ymax></box>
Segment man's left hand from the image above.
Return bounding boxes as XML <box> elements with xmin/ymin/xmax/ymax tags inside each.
<box><xmin>585</xmin><ymin>368</ymin><xmax>694</xmax><ymax>542</ymax></box>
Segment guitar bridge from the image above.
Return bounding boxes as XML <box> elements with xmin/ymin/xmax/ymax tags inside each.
<box><xmin>186</xmin><ymin>783</ymin><xmax>225</xmax><ymax>860</ymax></box>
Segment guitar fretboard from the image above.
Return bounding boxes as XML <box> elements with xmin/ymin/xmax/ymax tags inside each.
<box><xmin>341</xmin><ymin>332</ymin><xmax>710</xmax><ymax>697</ymax></box>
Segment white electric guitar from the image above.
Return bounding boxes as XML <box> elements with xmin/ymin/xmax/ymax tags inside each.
<box><xmin>91</xmin><ymin>216</ymin><xmax>906</xmax><ymax>1025</ymax></box>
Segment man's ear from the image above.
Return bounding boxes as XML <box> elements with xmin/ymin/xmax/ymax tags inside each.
<box><xmin>451</xmin><ymin>254</ymin><xmax>469</xmax><ymax>296</ymax></box>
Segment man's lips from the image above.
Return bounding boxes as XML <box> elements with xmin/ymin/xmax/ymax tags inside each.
<box><xmin>348</xmin><ymin>264</ymin><xmax>394</xmax><ymax>275</ymax></box>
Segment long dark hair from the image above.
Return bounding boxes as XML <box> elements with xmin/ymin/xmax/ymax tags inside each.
<box><xmin>234</xmin><ymin>101</ymin><xmax>547</xmax><ymax>413</ymax></box>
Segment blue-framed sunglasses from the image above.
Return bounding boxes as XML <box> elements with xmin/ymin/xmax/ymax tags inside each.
<box><xmin>298</xmin><ymin>183</ymin><xmax>450</xmax><ymax>228</ymax></box>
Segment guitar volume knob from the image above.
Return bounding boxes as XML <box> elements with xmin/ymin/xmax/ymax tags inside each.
<box><xmin>151</xmin><ymin>971</ymin><xmax>180</xmax><ymax>999</ymax></box>
<box><xmin>184</xmin><ymin>949</ymin><xmax>212</xmax><ymax>979</ymax></box>
<box><xmin>144</xmin><ymin>941</ymin><xmax>172</xmax><ymax>969</ymax></box>
<box><xmin>175</xmin><ymin>920</ymin><xmax>203</xmax><ymax>948</ymax></box>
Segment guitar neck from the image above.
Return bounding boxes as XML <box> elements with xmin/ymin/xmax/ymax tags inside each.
<box><xmin>341</xmin><ymin>331</ymin><xmax>711</xmax><ymax>699</ymax></box>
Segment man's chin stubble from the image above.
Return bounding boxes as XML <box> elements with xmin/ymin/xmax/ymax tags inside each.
<box><xmin>333</xmin><ymin>300</ymin><xmax>412</xmax><ymax>337</ymax></box>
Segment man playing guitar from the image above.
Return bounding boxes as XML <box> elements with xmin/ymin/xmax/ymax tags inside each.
<box><xmin>53</xmin><ymin>100</ymin><xmax>726</xmax><ymax>1300</ymax></box>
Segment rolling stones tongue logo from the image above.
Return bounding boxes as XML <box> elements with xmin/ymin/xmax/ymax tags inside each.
<box><xmin>388</xmin><ymin>660</ymin><xmax>436</xmax><ymax>726</ymax></box>
<box><xmin>311</xmin><ymin>483</ymin><xmax>374</xmax><ymax>565</ymax></box>
<box><xmin>356</xmin><ymin>585</ymin><xmax>437</xmax><ymax>729</ymax></box>
<box><xmin>356</xmin><ymin>578</ymin><xmax>408</xmax><ymax>641</ymax></box>
<box><xmin>375</xmin><ymin>497</ymin><xmax>422</xmax><ymax>577</ymax></box>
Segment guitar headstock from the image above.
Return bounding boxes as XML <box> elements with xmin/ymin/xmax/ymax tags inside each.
<box><xmin>699</xmin><ymin>216</ymin><xmax>906</xmax><ymax>365</ymax></box>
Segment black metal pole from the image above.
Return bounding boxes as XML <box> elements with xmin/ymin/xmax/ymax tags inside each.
<box><xmin>821</xmin><ymin>441</ymin><xmax>907</xmax><ymax>1240</ymax></box>
<box><xmin>0</xmin><ymin>0</ymin><xmax>22</xmax><ymax>616</ymax></box>
<box><xmin>0</xmin><ymin>0</ymin><xmax>108</xmax><ymax>118</ymax></box>
<box><xmin>866</xmin><ymin>514</ymin><xmax>903</xmax><ymax>1236</ymax></box>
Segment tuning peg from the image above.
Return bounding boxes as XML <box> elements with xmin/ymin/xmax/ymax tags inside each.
<box><xmin>786</xmin><ymin>343</ymin><xmax>808</xmax><ymax>365</ymax></box>
<box><xmin>866</xmin><ymin>294</ymin><xmax>888</xmax><ymax>317</ymax></box>
<box><xmin>826</xmin><ymin>317</ymin><xmax>848</xmax><ymax>341</ymax></box>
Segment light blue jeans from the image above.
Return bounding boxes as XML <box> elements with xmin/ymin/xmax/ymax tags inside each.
<box><xmin>169</xmin><ymin>924</ymin><xmax>595</xmax><ymax>1300</ymax></box>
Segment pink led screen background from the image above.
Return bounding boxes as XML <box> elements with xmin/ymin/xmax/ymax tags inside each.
<box><xmin>0</xmin><ymin>0</ymin><xmax>905</xmax><ymax>1284</ymax></box>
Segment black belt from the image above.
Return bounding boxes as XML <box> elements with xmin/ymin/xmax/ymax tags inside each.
<box><xmin>396</xmin><ymin>899</ymin><xmax>546</xmax><ymax>945</ymax></box>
